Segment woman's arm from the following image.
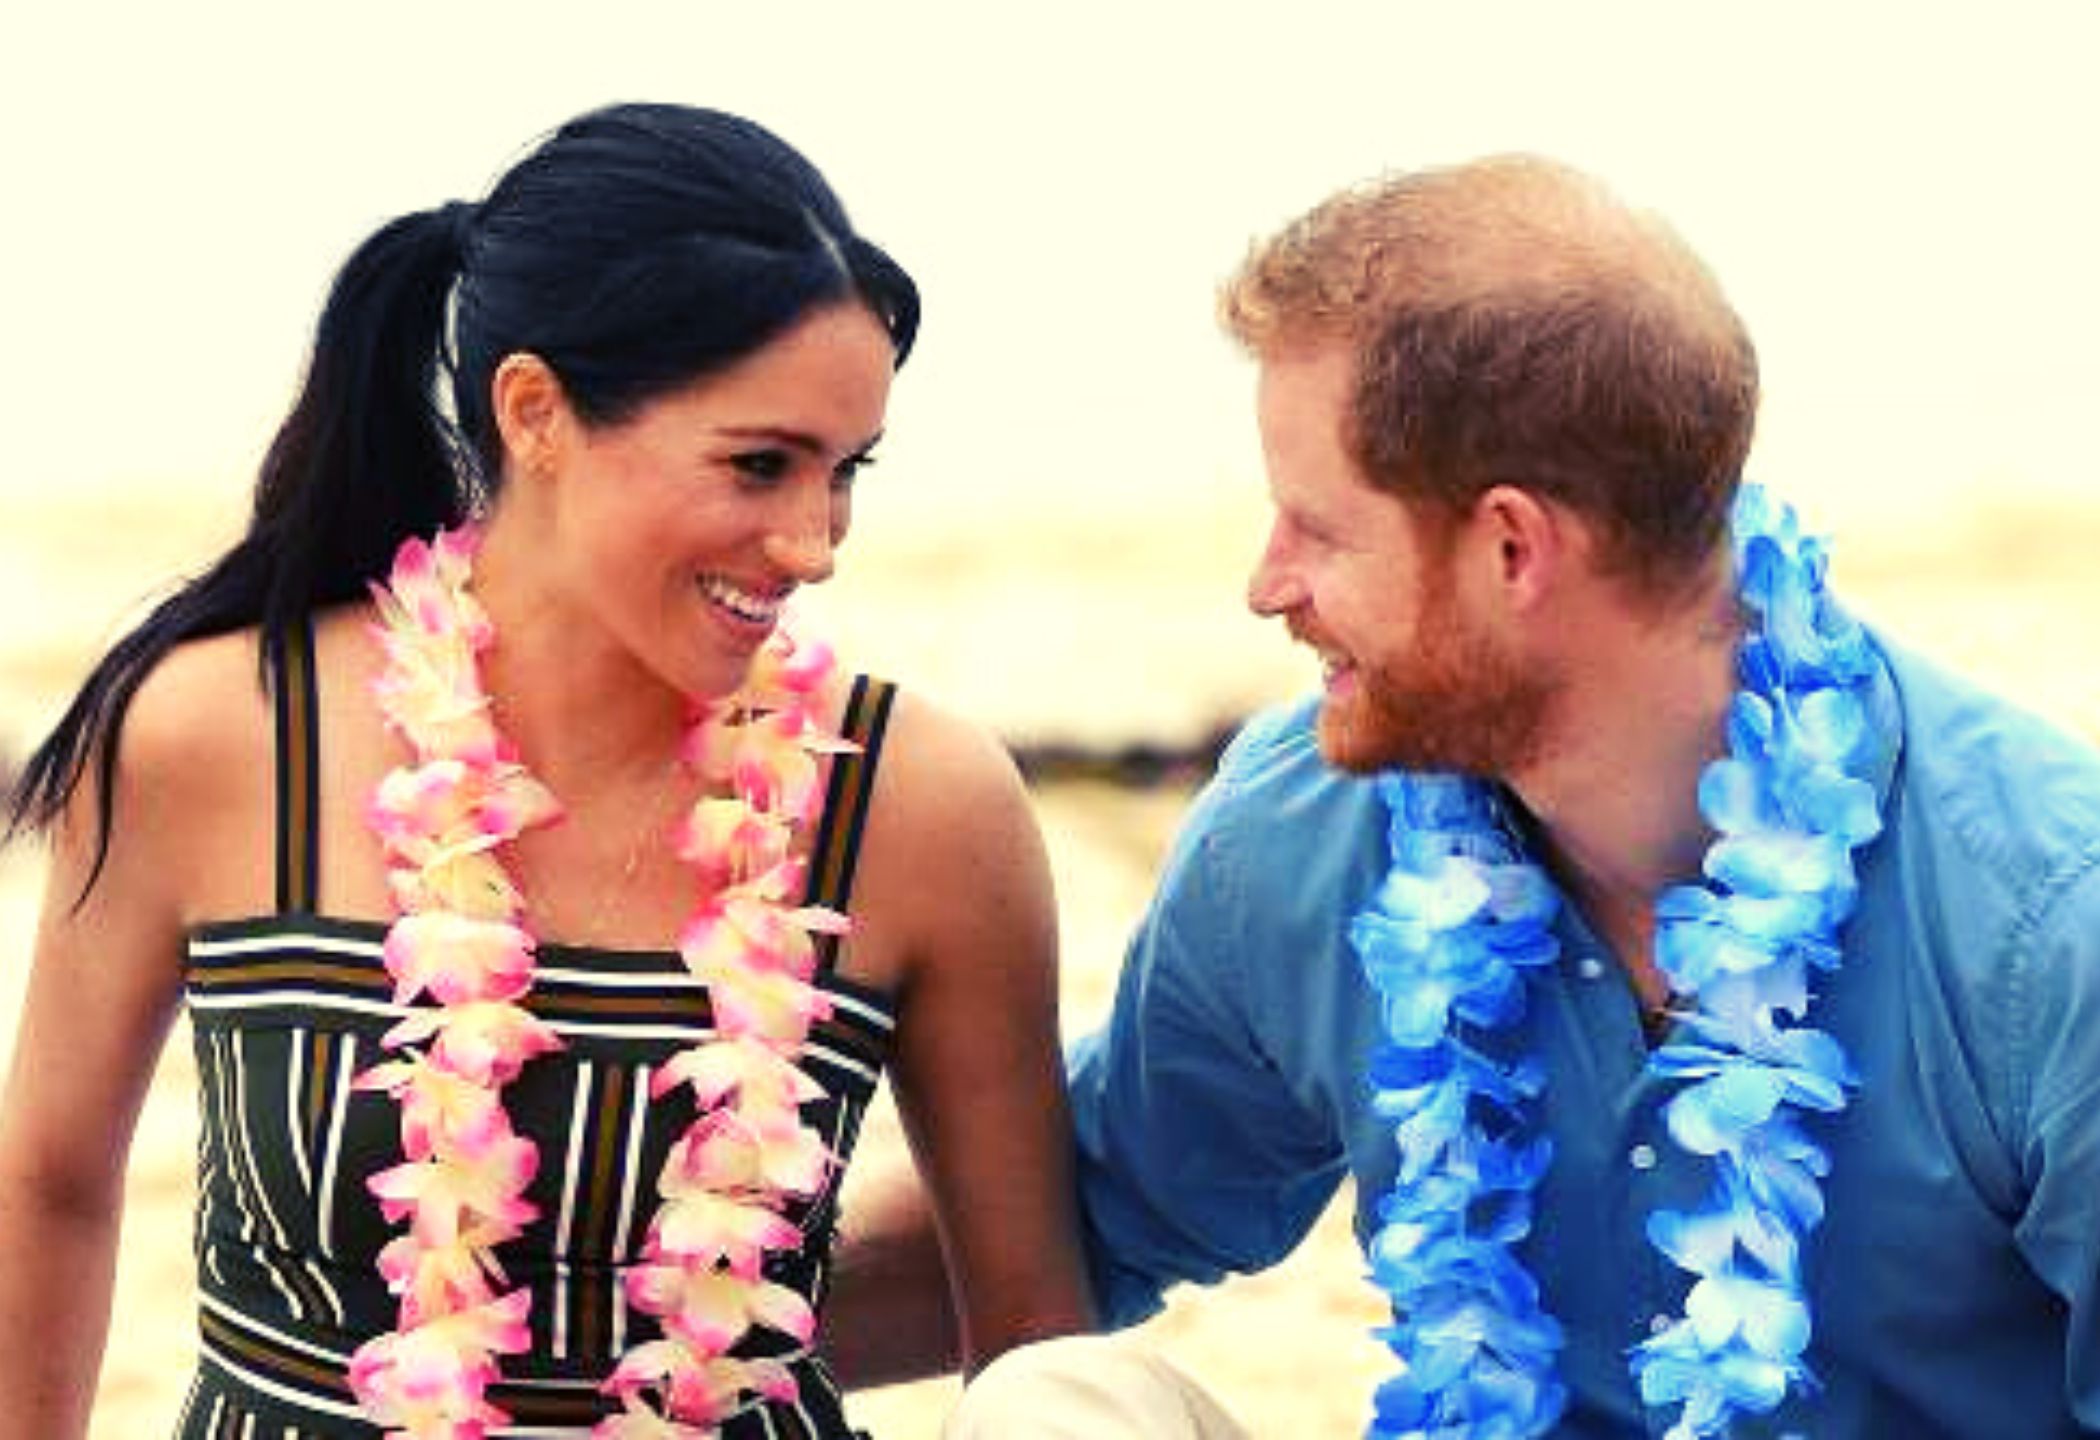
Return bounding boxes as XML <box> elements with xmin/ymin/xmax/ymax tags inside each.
<box><xmin>823</xmin><ymin>1147</ymin><xmax>964</xmax><ymax>1387</ymax></box>
<box><xmin>0</xmin><ymin>647</ymin><xmax>225</xmax><ymax>1434</ymax></box>
<box><xmin>831</xmin><ymin>693</ymin><xmax>1095</xmax><ymax>1380</ymax></box>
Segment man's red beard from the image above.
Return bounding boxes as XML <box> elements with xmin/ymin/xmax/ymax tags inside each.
<box><xmin>1314</xmin><ymin>578</ymin><xmax>1558</xmax><ymax>779</ymax></box>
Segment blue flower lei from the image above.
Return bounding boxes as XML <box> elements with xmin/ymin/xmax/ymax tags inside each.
<box><xmin>1350</xmin><ymin>486</ymin><xmax>1887</xmax><ymax>1439</ymax></box>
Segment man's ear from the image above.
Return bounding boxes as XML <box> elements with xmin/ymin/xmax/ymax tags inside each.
<box><xmin>490</xmin><ymin>352</ymin><xmax>572</xmax><ymax>483</ymax></box>
<box><xmin>1470</xmin><ymin>484</ymin><xmax>1568</xmax><ymax>615</ymax></box>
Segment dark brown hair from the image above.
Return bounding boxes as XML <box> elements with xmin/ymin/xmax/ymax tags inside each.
<box><xmin>8</xmin><ymin>103</ymin><xmax>919</xmax><ymax>895</ymax></box>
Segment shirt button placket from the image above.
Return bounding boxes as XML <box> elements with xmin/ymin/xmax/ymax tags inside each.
<box><xmin>1626</xmin><ymin>1120</ymin><xmax>1679</xmax><ymax>1435</ymax></box>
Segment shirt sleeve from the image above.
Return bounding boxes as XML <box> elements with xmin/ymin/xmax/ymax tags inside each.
<box><xmin>2011</xmin><ymin>859</ymin><xmax>2100</xmax><ymax>1429</ymax></box>
<box><xmin>1067</xmin><ymin>713</ymin><xmax>1349</xmax><ymax>1330</ymax></box>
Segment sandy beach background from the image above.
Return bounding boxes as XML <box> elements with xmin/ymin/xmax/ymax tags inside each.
<box><xmin>1</xmin><ymin>475</ymin><xmax>2095</xmax><ymax>1436</ymax></box>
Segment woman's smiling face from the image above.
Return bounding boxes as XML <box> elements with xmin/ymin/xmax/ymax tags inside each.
<box><xmin>526</xmin><ymin>301</ymin><xmax>895</xmax><ymax>700</ymax></box>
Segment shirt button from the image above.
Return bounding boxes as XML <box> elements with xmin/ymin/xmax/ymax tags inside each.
<box><xmin>1576</xmin><ymin>956</ymin><xmax>1606</xmax><ymax>980</ymax></box>
<box><xmin>1629</xmin><ymin>1143</ymin><xmax>1659</xmax><ymax>1171</ymax></box>
<box><xmin>1648</xmin><ymin>1313</ymin><xmax>1673</xmax><ymax>1336</ymax></box>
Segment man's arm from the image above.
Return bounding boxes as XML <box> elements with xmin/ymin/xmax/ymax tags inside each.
<box><xmin>2012</xmin><ymin>865</ymin><xmax>2100</xmax><ymax>1427</ymax></box>
<box><xmin>825</xmin><ymin>703</ymin><xmax>1354</xmax><ymax>1382</ymax></box>
<box><xmin>1064</xmin><ymin>707</ymin><xmax>1355</xmax><ymax>1329</ymax></box>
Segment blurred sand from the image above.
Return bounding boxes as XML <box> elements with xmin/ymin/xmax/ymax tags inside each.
<box><xmin>1</xmin><ymin>486</ymin><xmax>2095</xmax><ymax>1437</ymax></box>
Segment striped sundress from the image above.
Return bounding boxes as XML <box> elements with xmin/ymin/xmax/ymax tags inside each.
<box><xmin>174</xmin><ymin>620</ymin><xmax>899</xmax><ymax>1437</ymax></box>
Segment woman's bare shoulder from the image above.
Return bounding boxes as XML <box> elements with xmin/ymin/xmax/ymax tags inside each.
<box><xmin>25</xmin><ymin>626</ymin><xmax>276</xmax><ymax>936</ymax></box>
<box><xmin>121</xmin><ymin>627</ymin><xmax>273</xmax><ymax>778</ymax></box>
<box><xmin>867</xmin><ymin>686</ymin><xmax>1035</xmax><ymax>840</ymax></box>
<box><xmin>845</xmin><ymin>683</ymin><xmax>1054</xmax><ymax>985</ymax></box>
<box><xmin>112</xmin><ymin>630</ymin><xmax>274</xmax><ymax>899</ymax></box>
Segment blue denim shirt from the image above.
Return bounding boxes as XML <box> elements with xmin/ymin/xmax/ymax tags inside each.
<box><xmin>1070</xmin><ymin>635</ymin><xmax>2100</xmax><ymax>1438</ymax></box>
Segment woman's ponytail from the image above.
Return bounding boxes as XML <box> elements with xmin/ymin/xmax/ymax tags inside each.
<box><xmin>9</xmin><ymin>103</ymin><xmax>923</xmax><ymax>906</ymax></box>
<box><xmin>5</xmin><ymin>202</ymin><xmax>473</xmax><ymax>888</ymax></box>
<box><xmin>250</xmin><ymin>202</ymin><xmax>476</xmax><ymax>621</ymax></box>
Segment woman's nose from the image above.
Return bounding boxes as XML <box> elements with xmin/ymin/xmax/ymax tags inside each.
<box><xmin>762</xmin><ymin>509</ymin><xmax>836</xmax><ymax>584</ymax></box>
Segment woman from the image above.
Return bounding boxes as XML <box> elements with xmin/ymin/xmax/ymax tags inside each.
<box><xmin>0</xmin><ymin>103</ymin><xmax>1091</xmax><ymax>1436</ymax></box>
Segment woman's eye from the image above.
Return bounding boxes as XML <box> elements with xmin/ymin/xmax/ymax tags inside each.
<box><xmin>731</xmin><ymin>450</ymin><xmax>791</xmax><ymax>485</ymax></box>
<box><xmin>832</xmin><ymin>452</ymin><xmax>877</xmax><ymax>491</ymax></box>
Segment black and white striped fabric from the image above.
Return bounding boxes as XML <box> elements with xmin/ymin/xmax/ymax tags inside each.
<box><xmin>172</xmin><ymin>620</ymin><xmax>900</xmax><ymax>1438</ymax></box>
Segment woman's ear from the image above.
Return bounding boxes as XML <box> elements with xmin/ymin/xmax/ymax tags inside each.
<box><xmin>490</xmin><ymin>352</ymin><xmax>571</xmax><ymax>484</ymax></box>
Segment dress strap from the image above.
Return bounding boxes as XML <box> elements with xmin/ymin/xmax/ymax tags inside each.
<box><xmin>270</xmin><ymin>614</ymin><xmax>322</xmax><ymax>915</ymax></box>
<box><xmin>803</xmin><ymin>675</ymin><xmax>898</xmax><ymax>972</ymax></box>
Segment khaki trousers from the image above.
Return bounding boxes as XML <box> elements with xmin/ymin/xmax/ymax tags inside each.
<box><xmin>941</xmin><ymin>1335</ymin><xmax>1251</xmax><ymax>1439</ymax></box>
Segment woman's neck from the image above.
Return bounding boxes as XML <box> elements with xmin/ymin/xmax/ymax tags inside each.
<box><xmin>466</xmin><ymin>511</ymin><xmax>690</xmax><ymax>796</ymax></box>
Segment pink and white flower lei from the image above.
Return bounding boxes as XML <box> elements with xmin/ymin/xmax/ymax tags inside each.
<box><xmin>349</xmin><ymin>526</ymin><xmax>852</xmax><ymax>1438</ymax></box>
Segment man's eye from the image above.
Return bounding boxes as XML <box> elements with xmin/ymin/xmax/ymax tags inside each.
<box><xmin>732</xmin><ymin>450</ymin><xmax>790</xmax><ymax>484</ymax></box>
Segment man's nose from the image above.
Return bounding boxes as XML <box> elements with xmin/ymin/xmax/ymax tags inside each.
<box><xmin>1245</xmin><ymin>534</ymin><xmax>1299</xmax><ymax>617</ymax></box>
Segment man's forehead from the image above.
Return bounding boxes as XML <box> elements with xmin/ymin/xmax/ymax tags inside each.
<box><xmin>1255</xmin><ymin>344</ymin><xmax>1356</xmax><ymax>433</ymax></box>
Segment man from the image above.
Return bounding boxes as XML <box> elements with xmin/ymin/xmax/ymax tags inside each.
<box><xmin>828</xmin><ymin>156</ymin><xmax>2100</xmax><ymax>1438</ymax></box>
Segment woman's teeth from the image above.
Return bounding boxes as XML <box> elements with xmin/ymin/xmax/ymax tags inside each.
<box><xmin>699</xmin><ymin>575</ymin><xmax>783</xmax><ymax>624</ymax></box>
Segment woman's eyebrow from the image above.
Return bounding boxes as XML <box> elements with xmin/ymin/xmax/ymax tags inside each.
<box><xmin>716</xmin><ymin>425</ymin><xmax>885</xmax><ymax>455</ymax></box>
